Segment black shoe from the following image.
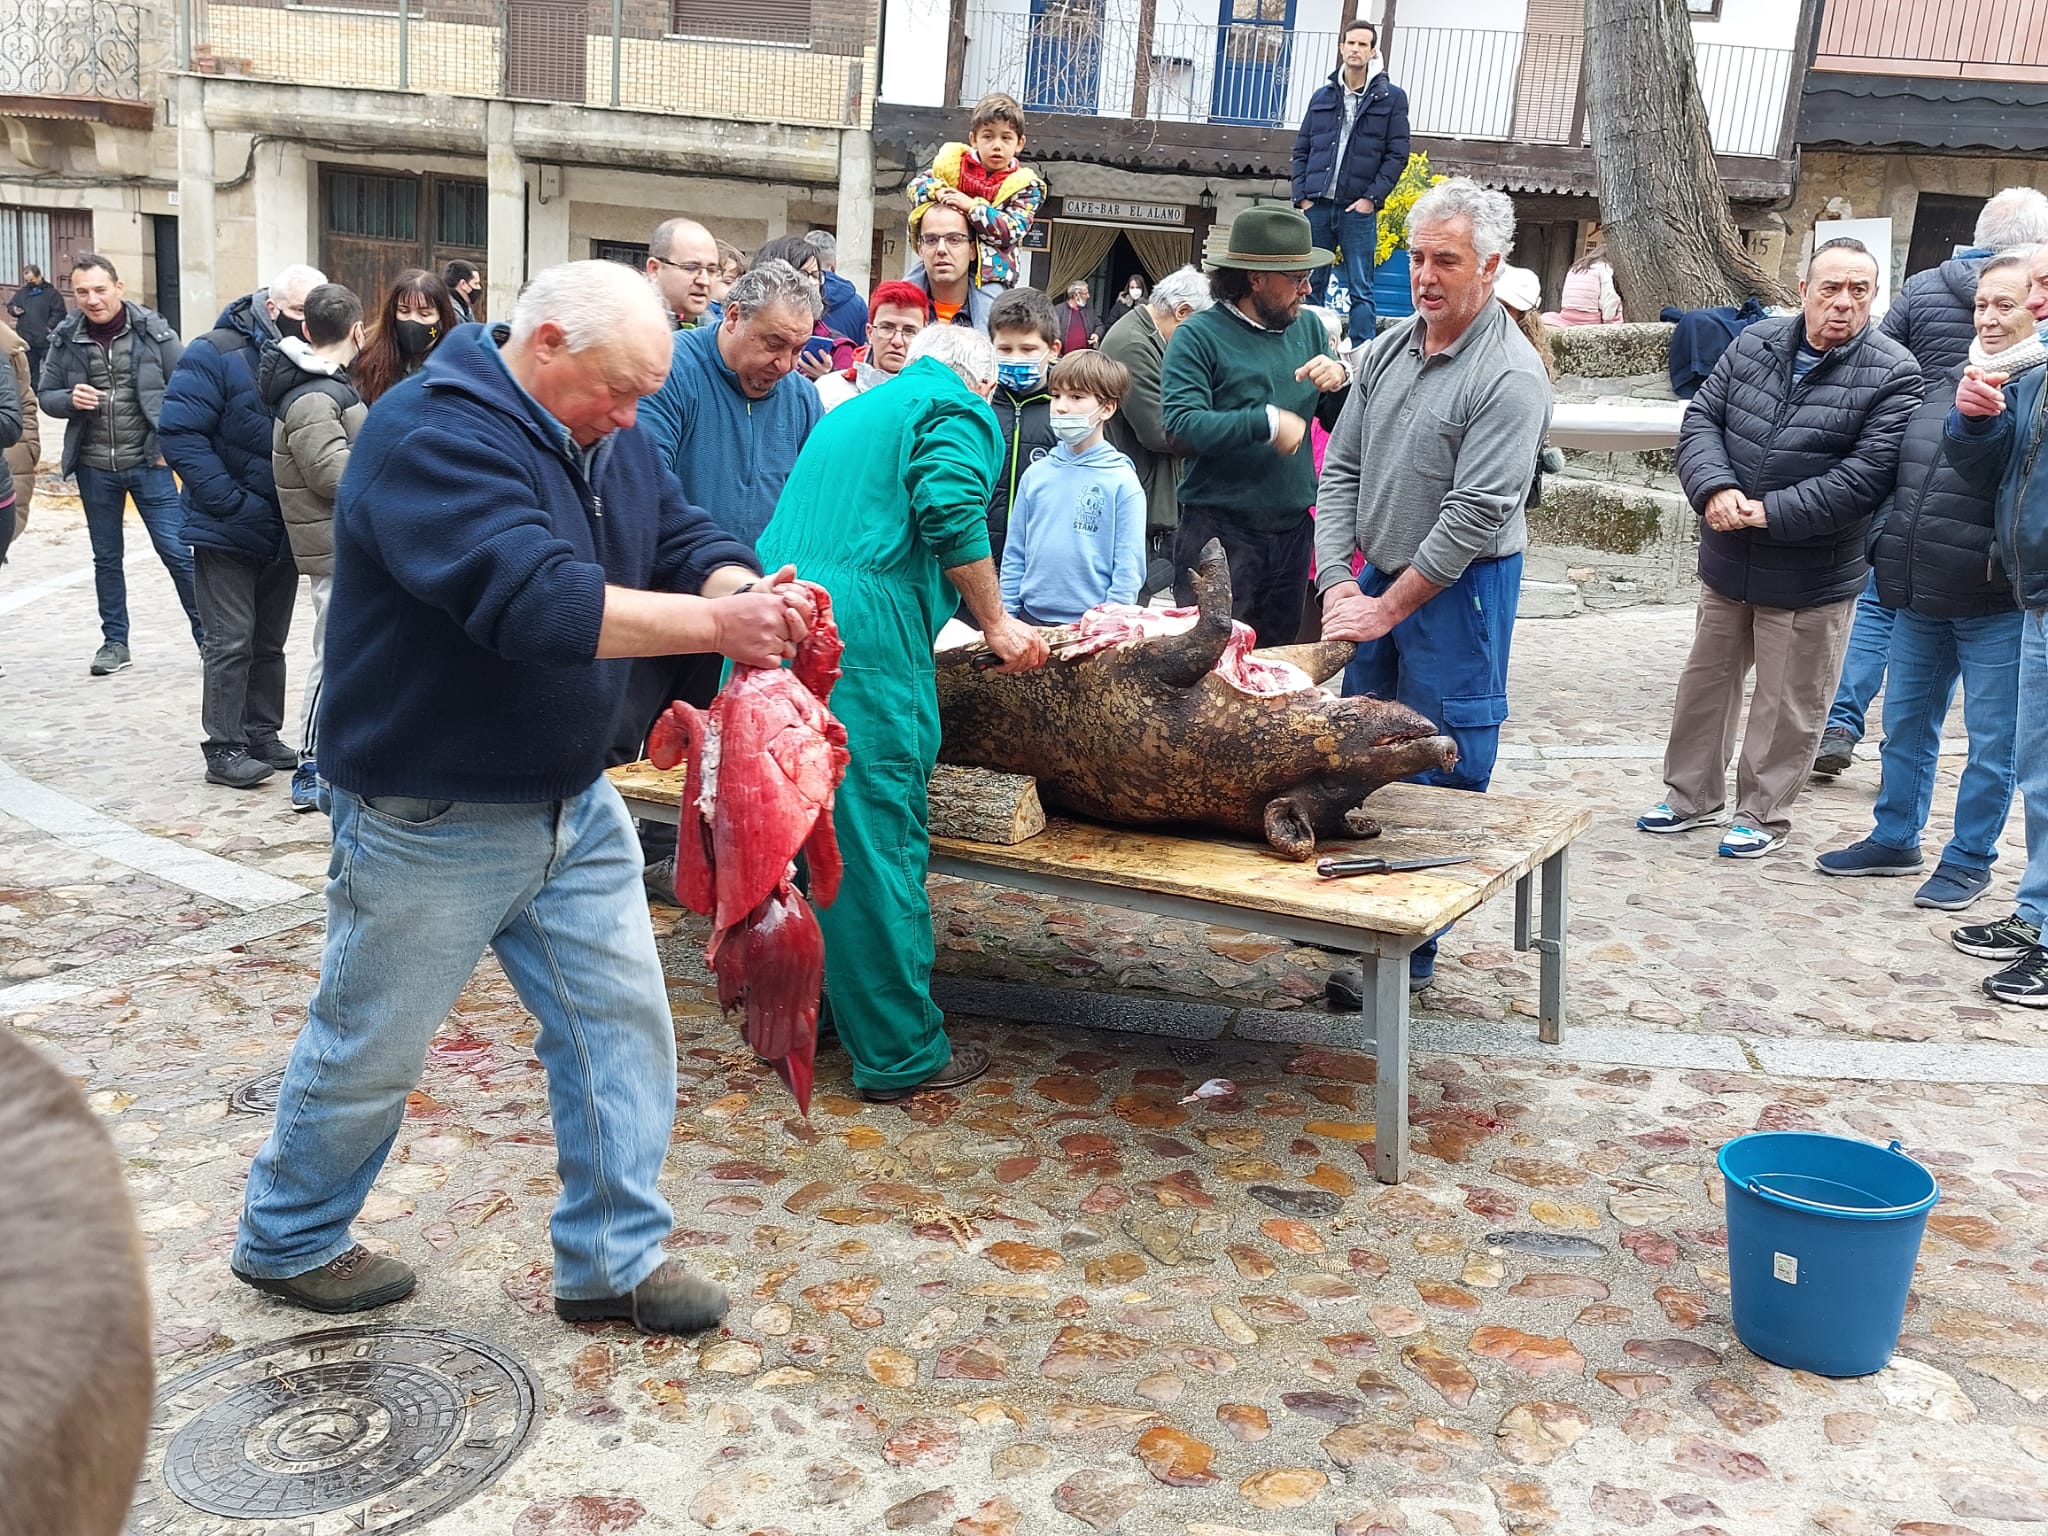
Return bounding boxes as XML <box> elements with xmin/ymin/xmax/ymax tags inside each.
<box><xmin>233</xmin><ymin>1245</ymin><xmax>417</xmax><ymax>1313</ymax></box>
<box><xmin>1813</xmin><ymin>727</ymin><xmax>1855</xmax><ymax>777</ymax></box>
<box><xmin>1953</xmin><ymin>912</ymin><xmax>2042</xmax><ymax>961</ymax></box>
<box><xmin>246</xmin><ymin>737</ymin><xmax>300</xmax><ymax>772</ymax></box>
<box><xmin>555</xmin><ymin>1259</ymin><xmax>729</xmax><ymax>1334</ymax></box>
<box><xmin>860</xmin><ymin>1041</ymin><xmax>992</xmax><ymax>1103</ymax></box>
<box><xmin>1983</xmin><ymin>946</ymin><xmax>2048</xmax><ymax>1008</ymax></box>
<box><xmin>204</xmin><ymin>747</ymin><xmax>275</xmax><ymax>788</ymax></box>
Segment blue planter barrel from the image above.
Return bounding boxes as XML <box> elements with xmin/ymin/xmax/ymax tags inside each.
<box><xmin>1373</xmin><ymin>249</ymin><xmax>1414</xmax><ymax>320</ymax></box>
<box><xmin>1718</xmin><ymin>1133</ymin><xmax>1938</xmax><ymax>1377</ymax></box>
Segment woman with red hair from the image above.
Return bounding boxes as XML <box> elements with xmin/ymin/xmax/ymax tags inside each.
<box><xmin>813</xmin><ymin>281</ymin><xmax>933</xmax><ymax>411</ymax></box>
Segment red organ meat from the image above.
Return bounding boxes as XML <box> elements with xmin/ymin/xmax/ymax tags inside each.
<box><xmin>647</xmin><ymin>581</ymin><xmax>848</xmax><ymax>1112</ymax></box>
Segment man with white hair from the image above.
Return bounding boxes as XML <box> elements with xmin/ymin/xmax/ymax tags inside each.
<box><xmin>232</xmin><ymin>260</ymin><xmax>817</xmax><ymax>1334</ymax></box>
<box><xmin>1317</xmin><ymin>178</ymin><xmax>1552</xmax><ymax>1001</ymax></box>
<box><xmin>757</xmin><ymin>324</ymin><xmax>1049</xmax><ymax>1103</ymax></box>
<box><xmin>161</xmin><ymin>260</ymin><xmax>326</xmax><ymax>788</ymax></box>
<box><xmin>1815</xmin><ymin>184</ymin><xmax>2048</xmax><ymax>778</ymax></box>
<box><xmin>1102</xmin><ymin>264</ymin><xmax>1213</xmax><ymax>596</ymax></box>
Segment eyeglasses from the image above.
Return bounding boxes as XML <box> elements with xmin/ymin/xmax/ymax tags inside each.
<box><xmin>653</xmin><ymin>258</ymin><xmax>713</xmax><ymax>277</ymax></box>
<box><xmin>869</xmin><ymin>321</ymin><xmax>923</xmax><ymax>339</ymax></box>
<box><xmin>918</xmin><ymin>233</ymin><xmax>972</xmax><ymax>250</ymax></box>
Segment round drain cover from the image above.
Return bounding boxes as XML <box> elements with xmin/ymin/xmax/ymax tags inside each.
<box><xmin>229</xmin><ymin>1068</ymin><xmax>287</xmax><ymax>1115</ymax></box>
<box><xmin>135</xmin><ymin>1324</ymin><xmax>537</xmax><ymax>1533</ymax></box>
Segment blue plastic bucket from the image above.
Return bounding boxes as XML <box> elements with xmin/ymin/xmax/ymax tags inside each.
<box><xmin>1718</xmin><ymin>1133</ymin><xmax>1938</xmax><ymax>1377</ymax></box>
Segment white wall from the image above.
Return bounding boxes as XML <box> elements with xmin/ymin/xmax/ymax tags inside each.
<box><xmin>1689</xmin><ymin>0</ymin><xmax>1801</xmax><ymax>54</ymax></box>
<box><xmin>880</xmin><ymin>0</ymin><xmax>953</xmax><ymax>105</ymax></box>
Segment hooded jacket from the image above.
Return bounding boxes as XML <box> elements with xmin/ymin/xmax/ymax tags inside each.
<box><xmin>1870</xmin><ymin>369</ymin><xmax>2013</xmax><ymax>619</ymax></box>
<box><xmin>988</xmin><ymin>378</ymin><xmax>1054</xmax><ymax>548</ymax></box>
<box><xmin>260</xmin><ymin>336</ymin><xmax>367</xmax><ymax>580</ymax></box>
<box><xmin>1289</xmin><ymin>63</ymin><xmax>1411</xmax><ymax>208</ymax></box>
<box><xmin>160</xmin><ymin>291</ymin><xmax>288</xmax><ymax>562</ymax></box>
<box><xmin>1947</xmin><ymin>368</ymin><xmax>2048</xmax><ymax>611</ymax></box>
<box><xmin>1000</xmin><ymin>436</ymin><xmax>1147</xmax><ymax>623</ymax></box>
<box><xmin>1881</xmin><ymin>250</ymin><xmax>1991</xmax><ymax>375</ymax></box>
<box><xmin>38</xmin><ymin>301</ymin><xmax>182</xmax><ymax>477</ymax></box>
<box><xmin>319</xmin><ymin>322</ymin><xmax>758</xmax><ymax>802</ymax></box>
<box><xmin>0</xmin><ymin>319</ymin><xmax>39</xmax><ymax>537</ymax></box>
<box><xmin>636</xmin><ymin>319</ymin><xmax>822</xmax><ymax>550</ymax></box>
<box><xmin>818</xmin><ymin>269</ymin><xmax>869</xmax><ymax>350</ymax></box>
<box><xmin>1676</xmin><ymin>315</ymin><xmax>1922</xmax><ymax>609</ymax></box>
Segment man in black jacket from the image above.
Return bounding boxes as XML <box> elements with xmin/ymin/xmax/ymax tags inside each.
<box><xmin>1815</xmin><ymin>184</ymin><xmax>2048</xmax><ymax>777</ymax></box>
<box><xmin>1290</xmin><ymin>21</ymin><xmax>1410</xmax><ymax>345</ymax></box>
<box><xmin>1640</xmin><ymin>238</ymin><xmax>1921</xmax><ymax>859</ymax></box>
<box><xmin>8</xmin><ymin>265</ymin><xmax>65</xmax><ymax>387</ymax></box>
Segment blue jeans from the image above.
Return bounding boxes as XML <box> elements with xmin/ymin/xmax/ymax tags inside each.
<box><xmin>1305</xmin><ymin>199</ymin><xmax>1380</xmax><ymax>343</ymax></box>
<box><xmin>2017</xmin><ymin>610</ymin><xmax>2048</xmax><ymax>928</ymax></box>
<box><xmin>74</xmin><ymin>463</ymin><xmax>200</xmax><ymax>647</ymax></box>
<box><xmin>1343</xmin><ymin>553</ymin><xmax>1522</xmax><ymax>969</ymax></box>
<box><xmin>235</xmin><ymin>779</ymin><xmax>679</xmax><ymax>1299</ymax></box>
<box><xmin>1825</xmin><ymin>572</ymin><xmax>1893</xmax><ymax>740</ymax></box>
<box><xmin>1867</xmin><ymin>607</ymin><xmax>2021</xmax><ymax>871</ymax></box>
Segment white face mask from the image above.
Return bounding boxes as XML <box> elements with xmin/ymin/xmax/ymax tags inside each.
<box><xmin>1049</xmin><ymin>409</ymin><xmax>1099</xmax><ymax>445</ymax></box>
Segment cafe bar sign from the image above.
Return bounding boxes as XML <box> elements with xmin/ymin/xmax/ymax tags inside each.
<box><xmin>1062</xmin><ymin>199</ymin><xmax>1187</xmax><ymax>226</ymax></box>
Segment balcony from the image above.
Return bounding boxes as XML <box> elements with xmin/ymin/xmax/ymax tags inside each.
<box><xmin>1813</xmin><ymin>0</ymin><xmax>2048</xmax><ymax>81</ymax></box>
<box><xmin>957</xmin><ymin>7</ymin><xmax>1792</xmax><ymax>159</ymax></box>
<box><xmin>179</xmin><ymin>0</ymin><xmax>874</xmax><ymax>128</ymax></box>
<box><xmin>0</xmin><ymin>0</ymin><xmax>153</xmax><ymax>124</ymax></box>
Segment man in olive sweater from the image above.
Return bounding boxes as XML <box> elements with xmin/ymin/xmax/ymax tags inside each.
<box><xmin>1161</xmin><ymin>207</ymin><xmax>1351</xmax><ymax>645</ymax></box>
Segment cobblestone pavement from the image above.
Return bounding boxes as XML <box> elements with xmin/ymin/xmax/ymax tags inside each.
<box><xmin>5</xmin><ymin>494</ymin><xmax>2047</xmax><ymax>1535</ymax></box>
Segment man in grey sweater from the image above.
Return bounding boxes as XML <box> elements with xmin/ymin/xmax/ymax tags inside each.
<box><xmin>1316</xmin><ymin>178</ymin><xmax>1552</xmax><ymax>998</ymax></box>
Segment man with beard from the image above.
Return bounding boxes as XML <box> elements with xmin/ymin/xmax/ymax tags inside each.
<box><xmin>1160</xmin><ymin>206</ymin><xmax>1350</xmax><ymax>646</ymax></box>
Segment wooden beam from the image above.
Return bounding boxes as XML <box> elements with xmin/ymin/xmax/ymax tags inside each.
<box><xmin>945</xmin><ymin>0</ymin><xmax>969</xmax><ymax>108</ymax></box>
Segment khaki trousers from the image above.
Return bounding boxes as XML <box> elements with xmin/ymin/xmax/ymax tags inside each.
<box><xmin>1661</xmin><ymin>588</ymin><xmax>1858</xmax><ymax>836</ymax></box>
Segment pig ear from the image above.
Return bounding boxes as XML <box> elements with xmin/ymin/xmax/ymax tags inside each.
<box><xmin>1146</xmin><ymin>538</ymin><xmax>1235</xmax><ymax>689</ymax></box>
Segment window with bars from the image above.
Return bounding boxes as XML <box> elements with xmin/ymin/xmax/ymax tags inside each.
<box><xmin>437</xmin><ymin>182</ymin><xmax>488</xmax><ymax>249</ymax></box>
<box><xmin>670</xmin><ymin>0</ymin><xmax>810</xmax><ymax>43</ymax></box>
<box><xmin>593</xmin><ymin>240</ymin><xmax>651</xmax><ymax>267</ymax></box>
<box><xmin>0</xmin><ymin>209</ymin><xmax>54</xmax><ymax>278</ymax></box>
<box><xmin>328</xmin><ymin>173</ymin><xmax>420</xmax><ymax>241</ymax></box>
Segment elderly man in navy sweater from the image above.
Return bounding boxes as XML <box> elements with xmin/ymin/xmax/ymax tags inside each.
<box><xmin>232</xmin><ymin>261</ymin><xmax>816</xmax><ymax>1334</ymax></box>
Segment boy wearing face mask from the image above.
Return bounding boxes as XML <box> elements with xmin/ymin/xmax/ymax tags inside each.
<box><xmin>984</xmin><ymin>286</ymin><xmax>1063</xmax><ymax>579</ymax></box>
<box><xmin>1000</xmin><ymin>349</ymin><xmax>1146</xmax><ymax>624</ymax></box>
<box><xmin>261</xmin><ymin>283</ymin><xmax>369</xmax><ymax>813</ymax></box>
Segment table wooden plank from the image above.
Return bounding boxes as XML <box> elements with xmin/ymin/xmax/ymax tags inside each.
<box><xmin>607</xmin><ymin>765</ymin><xmax>1594</xmax><ymax>940</ymax></box>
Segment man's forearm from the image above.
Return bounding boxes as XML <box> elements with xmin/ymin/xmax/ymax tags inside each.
<box><xmin>594</xmin><ymin>585</ymin><xmax>722</xmax><ymax>659</ymax></box>
<box><xmin>945</xmin><ymin>557</ymin><xmax>1007</xmax><ymax>632</ymax></box>
<box><xmin>699</xmin><ymin>563</ymin><xmax>757</xmax><ymax>599</ymax></box>
<box><xmin>1376</xmin><ymin>566</ymin><xmax>1443</xmax><ymax>624</ymax></box>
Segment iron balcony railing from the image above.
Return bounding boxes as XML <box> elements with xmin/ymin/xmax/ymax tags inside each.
<box><xmin>176</xmin><ymin>0</ymin><xmax>873</xmax><ymax>129</ymax></box>
<box><xmin>0</xmin><ymin>0</ymin><xmax>150</xmax><ymax>101</ymax></box>
<box><xmin>959</xmin><ymin>9</ymin><xmax>1793</xmax><ymax>158</ymax></box>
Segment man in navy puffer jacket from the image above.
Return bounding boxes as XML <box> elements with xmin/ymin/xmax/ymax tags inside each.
<box><xmin>161</xmin><ymin>264</ymin><xmax>325</xmax><ymax>789</ymax></box>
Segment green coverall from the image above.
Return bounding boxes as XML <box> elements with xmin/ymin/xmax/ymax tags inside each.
<box><xmin>756</xmin><ymin>357</ymin><xmax>1002</xmax><ymax>1094</ymax></box>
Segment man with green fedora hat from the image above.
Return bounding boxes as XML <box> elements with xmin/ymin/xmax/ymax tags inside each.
<box><xmin>1161</xmin><ymin>204</ymin><xmax>1351</xmax><ymax>646</ymax></box>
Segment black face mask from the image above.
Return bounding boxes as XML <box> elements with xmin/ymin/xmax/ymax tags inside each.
<box><xmin>395</xmin><ymin>318</ymin><xmax>439</xmax><ymax>360</ymax></box>
<box><xmin>276</xmin><ymin>314</ymin><xmax>305</xmax><ymax>341</ymax></box>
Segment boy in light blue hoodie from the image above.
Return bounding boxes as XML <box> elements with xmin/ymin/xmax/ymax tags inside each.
<box><xmin>1000</xmin><ymin>349</ymin><xmax>1147</xmax><ymax>624</ymax></box>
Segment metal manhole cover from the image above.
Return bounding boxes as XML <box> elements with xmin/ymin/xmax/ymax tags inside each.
<box><xmin>131</xmin><ymin>1324</ymin><xmax>537</xmax><ymax>1534</ymax></box>
<box><xmin>229</xmin><ymin>1068</ymin><xmax>287</xmax><ymax>1114</ymax></box>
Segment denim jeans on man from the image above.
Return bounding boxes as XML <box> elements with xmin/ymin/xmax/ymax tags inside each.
<box><xmin>1305</xmin><ymin>201</ymin><xmax>1380</xmax><ymax>344</ymax></box>
<box><xmin>1866</xmin><ymin>606</ymin><xmax>2020</xmax><ymax>869</ymax></box>
<box><xmin>1343</xmin><ymin>552</ymin><xmax>1522</xmax><ymax>969</ymax></box>
<box><xmin>234</xmin><ymin>779</ymin><xmax>680</xmax><ymax>1300</ymax></box>
<box><xmin>1825</xmin><ymin>571</ymin><xmax>1895</xmax><ymax>740</ymax></box>
<box><xmin>74</xmin><ymin>463</ymin><xmax>201</xmax><ymax>647</ymax></box>
<box><xmin>2016</xmin><ymin>610</ymin><xmax>2048</xmax><ymax>930</ymax></box>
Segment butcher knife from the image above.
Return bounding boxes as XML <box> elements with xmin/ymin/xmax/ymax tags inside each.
<box><xmin>1315</xmin><ymin>854</ymin><xmax>1474</xmax><ymax>880</ymax></box>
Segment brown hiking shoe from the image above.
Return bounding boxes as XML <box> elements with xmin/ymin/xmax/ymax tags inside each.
<box><xmin>555</xmin><ymin>1260</ymin><xmax>729</xmax><ymax>1334</ymax></box>
<box><xmin>233</xmin><ymin>1244</ymin><xmax>417</xmax><ymax>1313</ymax></box>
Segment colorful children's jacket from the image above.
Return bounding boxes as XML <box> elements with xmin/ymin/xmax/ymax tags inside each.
<box><xmin>909</xmin><ymin>143</ymin><xmax>1046</xmax><ymax>289</ymax></box>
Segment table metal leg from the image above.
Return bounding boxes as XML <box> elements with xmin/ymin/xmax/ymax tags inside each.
<box><xmin>1368</xmin><ymin>951</ymin><xmax>1410</xmax><ymax>1184</ymax></box>
<box><xmin>1513</xmin><ymin>872</ymin><xmax>1533</xmax><ymax>951</ymax></box>
<box><xmin>1537</xmin><ymin>849</ymin><xmax>1568</xmax><ymax>1045</ymax></box>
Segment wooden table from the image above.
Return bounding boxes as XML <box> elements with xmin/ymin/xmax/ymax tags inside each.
<box><xmin>607</xmin><ymin>764</ymin><xmax>1593</xmax><ymax>1183</ymax></box>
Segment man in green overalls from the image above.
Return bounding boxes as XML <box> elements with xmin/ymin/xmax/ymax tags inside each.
<box><xmin>758</xmin><ymin>326</ymin><xmax>1049</xmax><ymax>1101</ymax></box>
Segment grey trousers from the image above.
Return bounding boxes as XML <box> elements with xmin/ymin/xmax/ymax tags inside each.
<box><xmin>1661</xmin><ymin>587</ymin><xmax>1858</xmax><ymax>835</ymax></box>
<box><xmin>194</xmin><ymin>547</ymin><xmax>296</xmax><ymax>753</ymax></box>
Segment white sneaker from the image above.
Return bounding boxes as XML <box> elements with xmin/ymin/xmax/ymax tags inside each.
<box><xmin>1718</xmin><ymin>824</ymin><xmax>1785</xmax><ymax>859</ymax></box>
<box><xmin>1637</xmin><ymin>802</ymin><xmax>1729</xmax><ymax>834</ymax></box>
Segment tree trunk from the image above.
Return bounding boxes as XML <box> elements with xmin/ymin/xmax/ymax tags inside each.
<box><xmin>928</xmin><ymin>765</ymin><xmax>1046</xmax><ymax>845</ymax></box>
<box><xmin>1582</xmin><ymin>0</ymin><xmax>1789</xmax><ymax>311</ymax></box>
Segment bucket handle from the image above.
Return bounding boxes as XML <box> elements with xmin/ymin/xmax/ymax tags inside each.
<box><xmin>1744</xmin><ymin>1143</ymin><xmax>1932</xmax><ymax>1217</ymax></box>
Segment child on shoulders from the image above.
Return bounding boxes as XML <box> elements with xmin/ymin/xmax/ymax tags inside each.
<box><xmin>909</xmin><ymin>92</ymin><xmax>1046</xmax><ymax>290</ymax></box>
<box><xmin>1000</xmin><ymin>350</ymin><xmax>1146</xmax><ymax>625</ymax></box>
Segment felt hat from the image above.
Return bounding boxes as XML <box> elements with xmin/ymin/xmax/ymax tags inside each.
<box><xmin>1495</xmin><ymin>264</ymin><xmax>1543</xmax><ymax>314</ymax></box>
<box><xmin>1203</xmin><ymin>206</ymin><xmax>1334</xmax><ymax>272</ymax></box>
